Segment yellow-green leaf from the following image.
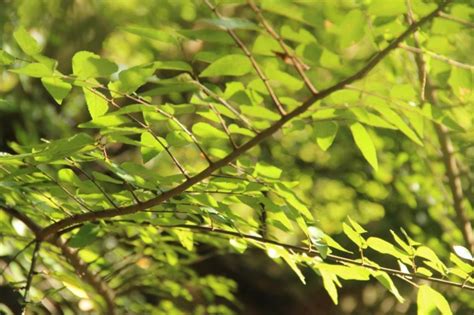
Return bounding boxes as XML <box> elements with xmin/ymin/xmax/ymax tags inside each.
<box><xmin>350</xmin><ymin>122</ymin><xmax>378</xmax><ymax>170</ymax></box>
<box><xmin>83</xmin><ymin>88</ymin><xmax>109</xmax><ymax>118</ymax></box>
<box><xmin>41</xmin><ymin>77</ymin><xmax>72</xmax><ymax>104</ymax></box>
<box><xmin>417</xmin><ymin>285</ymin><xmax>452</xmax><ymax>315</ymax></box>
<box><xmin>200</xmin><ymin>54</ymin><xmax>252</xmax><ymax>77</ymax></box>
<box><xmin>13</xmin><ymin>27</ymin><xmax>41</xmax><ymax>55</ymax></box>
<box><xmin>315</xmin><ymin>121</ymin><xmax>338</xmax><ymax>151</ymax></box>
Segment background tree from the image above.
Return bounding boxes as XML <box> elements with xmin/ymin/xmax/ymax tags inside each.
<box><xmin>0</xmin><ymin>0</ymin><xmax>473</xmax><ymax>314</ymax></box>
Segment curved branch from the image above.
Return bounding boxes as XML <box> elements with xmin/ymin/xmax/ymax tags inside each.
<box><xmin>0</xmin><ymin>204</ymin><xmax>117</xmax><ymax>314</ymax></box>
<box><xmin>57</xmin><ymin>220</ymin><xmax>474</xmax><ymax>291</ymax></box>
<box><xmin>39</xmin><ymin>0</ymin><xmax>451</xmax><ymax>240</ymax></box>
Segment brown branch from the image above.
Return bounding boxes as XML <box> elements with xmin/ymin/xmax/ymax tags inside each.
<box><xmin>204</xmin><ymin>0</ymin><xmax>287</xmax><ymax>116</ymax></box>
<box><xmin>439</xmin><ymin>12</ymin><xmax>474</xmax><ymax>28</ymax></box>
<box><xmin>38</xmin><ymin>1</ymin><xmax>450</xmax><ymax>240</ymax></box>
<box><xmin>23</xmin><ymin>241</ymin><xmax>41</xmax><ymax>301</ymax></box>
<box><xmin>247</xmin><ymin>0</ymin><xmax>318</xmax><ymax>95</ymax></box>
<box><xmin>399</xmin><ymin>44</ymin><xmax>474</xmax><ymax>70</ymax></box>
<box><xmin>53</xmin><ymin>238</ymin><xmax>116</xmax><ymax>315</ymax></box>
<box><xmin>406</xmin><ymin>2</ymin><xmax>474</xmax><ymax>252</ymax></box>
<box><xmin>0</xmin><ymin>204</ymin><xmax>117</xmax><ymax>314</ymax></box>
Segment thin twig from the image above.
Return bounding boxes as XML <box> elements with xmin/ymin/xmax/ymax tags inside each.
<box><xmin>66</xmin><ymin>161</ymin><xmax>119</xmax><ymax>209</ymax></box>
<box><xmin>204</xmin><ymin>0</ymin><xmax>287</xmax><ymax>116</ymax></box>
<box><xmin>23</xmin><ymin>241</ymin><xmax>41</xmax><ymax>300</ymax></box>
<box><xmin>247</xmin><ymin>0</ymin><xmax>318</xmax><ymax>95</ymax></box>
<box><xmin>0</xmin><ymin>239</ymin><xmax>35</xmax><ymax>276</ymax></box>
<box><xmin>399</xmin><ymin>44</ymin><xmax>474</xmax><ymax>70</ymax></box>
<box><xmin>194</xmin><ymin>79</ymin><xmax>258</xmax><ymax>132</ymax></box>
<box><xmin>439</xmin><ymin>12</ymin><xmax>474</xmax><ymax>28</ymax></box>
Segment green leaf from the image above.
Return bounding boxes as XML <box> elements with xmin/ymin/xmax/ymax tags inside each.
<box><xmin>319</xmin><ymin>269</ymin><xmax>339</xmax><ymax>304</ymax></box>
<box><xmin>58</xmin><ymin>168</ymin><xmax>82</xmax><ymax>186</ymax></box>
<box><xmin>154</xmin><ymin>60</ymin><xmax>192</xmax><ymax>72</ymax></box>
<box><xmin>0</xmin><ymin>50</ymin><xmax>15</xmax><ymax>65</ymax></box>
<box><xmin>200</xmin><ymin>54</ymin><xmax>252</xmax><ymax>77</ymax></box>
<box><xmin>83</xmin><ymin>88</ymin><xmax>109</xmax><ymax>118</ymax></box>
<box><xmin>319</xmin><ymin>264</ymin><xmax>370</xmax><ymax>281</ymax></box>
<box><xmin>10</xmin><ymin>63</ymin><xmax>53</xmax><ymax>77</ymax></box>
<box><xmin>368</xmin><ymin>0</ymin><xmax>406</xmax><ymax>16</ymax></box>
<box><xmin>342</xmin><ymin>222</ymin><xmax>364</xmax><ymax>248</ymax></box>
<box><xmin>79</xmin><ymin>115</ymin><xmax>129</xmax><ymax>128</ymax></box>
<box><xmin>347</xmin><ymin>216</ymin><xmax>366</xmax><ymax>234</ymax></box>
<box><xmin>253</xmin><ymin>162</ymin><xmax>282</xmax><ymax>179</ymax></box>
<box><xmin>13</xmin><ymin>27</ymin><xmax>41</xmax><ymax>55</ymax></box>
<box><xmin>349</xmin><ymin>122</ymin><xmax>378</xmax><ymax>170</ymax></box>
<box><xmin>372</xmin><ymin>104</ymin><xmax>422</xmax><ymax>145</ymax></box>
<box><xmin>371</xmin><ymin>271</ymin><xmax>404</xmax><ymax>303</ymax></box>
<box><xmin>448</xmin><ymin>67</ymin><xmax>472</xmax><ymax>101</ymax></box>
<box><xmin>141</xmin><ymin>131</ymin><xmax>166</xmax><ymax>163</ymax></box>
<box><xmin>204</xmin><ymin>17</ymin><xmax>257</xmax><ymax>30</ymax></box>
<box><xmin>390</xmin><ymin>230</ymin><xmax>413</xmax><ymax>255</ymax></box>
<box><xmin>367</xmin><ymin>237</ymin><xmax>410</xmax><ymax>263</ymax></box>
<box><xmin>417</xmin><ymin>285</ymin><xmax>452</xmax><ymax>315</ymax></box>
<box><xmin>415</xmin><ymin>246</ymin><xmax>446</xmax><ymax>274</ymax></box>
<box><xmin>72</xmin><ymin>51</ymin><xmax>118</xmax><ymax>79</ymax></box>
<box><xmin>69</xmin><ymin>224</ymin><xmax>99</xmax><ymax>248</ymax></box>
<box><xmin>339</xmin><ymin>10</ymin><xmax>366</xmax><ymax>47</ymax></box>
<box><xmin>174</xmin><ymin>229</ymin><xmax>194</xmax><ymax>251</ymax></box>
<box><xmin>320</xmin><ymin>49</ymin><xmax>341</xmax><ymax>69</ymax></box>
<box><xmin>229</xmin><ymin>238</ymin><xmax>247</xmax><ymax>254</ymax></box>
<box><xmin>192</xmin><ymin>122</ymin><xmax>228</xmax><ymax>140</ymax></box>
<box><xmin>41</xmin><ymin>77</ymin><xmax>72</xmax><ymax>104</ymax></box>
<box><xmin>240</xmin><ymin>105</ymin><xmax>280</xmax><ymax>121</ymax></box>
<box><xmin>110</xmin><ymin>63</ymin><xmax>157</xmax><ymax>94</ymax></box>
<box><xmin>92</xmin><ymin>171</ymin><xmax>122</xmax><ymax>184</ymax></box>
<box><xmin>390</xmin><ymin>84</ymin><xmax>417</xmax><ymax>101</ymax></box>
<box><xmin>308</xmin><ymin>227</ymin><xmax>329</xmax><ymax>258</ymax></box>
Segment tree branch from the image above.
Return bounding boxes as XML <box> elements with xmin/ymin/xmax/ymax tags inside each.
<box><xmin>406</xmin><ymin>2</ymin><xmax>474</xmax><ymax>252</ymax></box>
<box><xmin>38</xmin><ymin>1</ymin><xmax>451</xmax><ymax>240</ymax></box>
<box><xmin>399</xmin><ymin>43</ymin><xmax>474</xmax><ymax>70</ymax></box>
<box><xmin>0</xmin><ymin>204</ymin><xmax>117</xmax><ymax>314</ymax></box>
<box><xmin>57</xmin><ymin>220</ymin><xmax>474</xmax><ymax>291</ymax></box>
<box><xmin>23</xmin><ymin>240</ymin><xmax>41</xmax><ymax>301</ymax></box>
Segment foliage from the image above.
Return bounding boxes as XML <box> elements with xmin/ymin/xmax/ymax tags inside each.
<box><xmin>0</xmin><ymin>0</ymin><xmax>473</xmax><ymax>314</ymax></box>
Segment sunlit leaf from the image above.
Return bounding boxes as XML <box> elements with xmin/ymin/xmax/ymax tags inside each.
<box><xmin>200</xmin><ymin>54</ymin><xmax>252</xmax><ymax>77</ymax></box>
<box><xmin>349</xmin><ymin>123</ymin><xmax>378</xmax><ymax>170</ymax></box>
<box><xmin>417</xmin><ymin>285</ymin><xmax>452</xmax><ymax>315</ymax></box>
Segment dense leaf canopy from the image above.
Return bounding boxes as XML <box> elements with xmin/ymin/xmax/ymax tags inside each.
<box><xmin>0</xmin><ymin>0</ymin><xmax>473</xmax><ymax>314</ymax></box>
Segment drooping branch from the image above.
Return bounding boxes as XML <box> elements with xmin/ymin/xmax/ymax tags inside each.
<box><xmin>0</xmin><ymin>204</ymin><xmax>117</xmax><ymax>314</ymax></box>
<box><xmin>56</xmin><ymin>220</ymin><xmax>474</xmax><ymax>291</ymax></box>
<box><xmin>38</xmin><ymin>0</ymin><xmax>451</xmax><ymax>241</ymax></box>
